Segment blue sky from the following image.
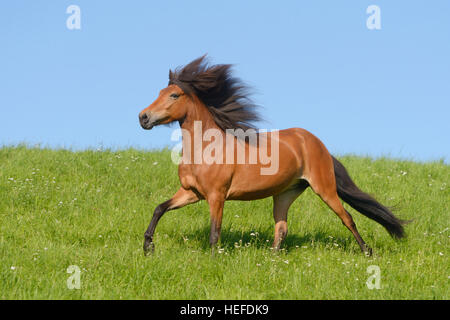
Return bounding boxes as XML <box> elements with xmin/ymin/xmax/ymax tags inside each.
<box><xmin>1</xmin><ymin>1</ymin><xmax>449</xmax><ymax>162</ymax></box>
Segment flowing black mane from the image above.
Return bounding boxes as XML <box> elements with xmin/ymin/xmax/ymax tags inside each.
<box><xmin>168</xmin><ymin>55</ymin><xmax>261</xmax><ymax>131</ymax></box>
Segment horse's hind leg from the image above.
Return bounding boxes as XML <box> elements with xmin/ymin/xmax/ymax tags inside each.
<box><xmin>325</xmin><ymin>194</ymin><xmax>371</xmax><ymax>255</ymax></box>
<box><xmin>272</xmin><ymin>181</ymin><xmax>308</xmax><ymax>250</ymax></box>
<box><xmin>310</xmin><ymin>180</ymin><xmax>372</xmax><ymax>255</ymax></box>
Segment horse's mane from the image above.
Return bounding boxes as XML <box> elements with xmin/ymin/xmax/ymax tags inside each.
<box><xmin>168</xmin><ymin>55</ymin><xmax>261</xmax><ymax>131</ymax></box>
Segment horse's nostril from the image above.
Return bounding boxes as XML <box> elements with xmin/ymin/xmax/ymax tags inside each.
<box><xmin>141</xmin><ymin>113</ymin><xmax>148</xmax><ymax>121</ymax></box>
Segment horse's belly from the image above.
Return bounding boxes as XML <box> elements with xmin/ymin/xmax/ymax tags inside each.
<box><xmin>227</xmin><ymin>164</ymin><xmax>300</xmax><ymax>200</ymax></box>
<box><xmin>226</xmin><ymin>132</ymin><xmax>304</xmax><ymax>200</ymax></box>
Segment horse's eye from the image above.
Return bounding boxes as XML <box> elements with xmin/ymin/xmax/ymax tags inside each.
<box><xmin>170</xmin><ymin>93</ymin><xmax>180</xmax><ymax>99</ymax></box>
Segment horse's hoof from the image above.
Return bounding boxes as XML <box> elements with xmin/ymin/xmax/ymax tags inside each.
<box><xmin>364</xmin><ymin>247</ymin><xmax>373</xmax><ymax>257</ymax></box>
<box><xmin>271</xmin><ymin>243</ymin><xmax>281</xmax><ymax>252</ymax></box>
<box><xmin>143</xmin><ymin>241</ymin><xmax>155</xmax><ymax>256</ymax></box>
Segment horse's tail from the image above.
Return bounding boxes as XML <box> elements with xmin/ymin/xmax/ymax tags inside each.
<box><xmin>332</xmin><ymin>156</ymin><xmax>408</xmax><ymax>239</ymax></box>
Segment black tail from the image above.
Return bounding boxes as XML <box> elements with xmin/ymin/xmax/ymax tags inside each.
<box><xmin>332</xmin><ymin>156</ymin><xmax>408</xmax><ymax>239</ymax></box>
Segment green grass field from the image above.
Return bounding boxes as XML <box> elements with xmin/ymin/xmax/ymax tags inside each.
<box><xmin>0</xmin><ymin>146</ymin><xmax>448</xmax><ymax>299</ymax></box>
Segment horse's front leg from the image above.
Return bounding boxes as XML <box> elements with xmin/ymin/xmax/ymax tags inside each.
<box><xmin>143</xmin><ymin>187</ymin><xmax>199</xmax><ymax>255</ymax></box>
<box><xmin>207</xmin><ymin>193</ymin><xmax>225</xmax><ymax>250</ymax></box>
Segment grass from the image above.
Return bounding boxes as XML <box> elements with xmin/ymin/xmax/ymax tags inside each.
<box><xmin>0</xmin><ymin>146</ymin><xmax>448</xmax><ymax>299</ymax></box>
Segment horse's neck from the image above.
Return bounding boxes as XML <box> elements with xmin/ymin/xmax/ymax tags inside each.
<box><xmin>179</xmin><ymin>99</ymin><xmax>220</xmax><ymax>137</ymax></box>
<box><xmin>177</xmin><ymin>100</ymin><xmax>223</xmax><ymax>165</ymax></box>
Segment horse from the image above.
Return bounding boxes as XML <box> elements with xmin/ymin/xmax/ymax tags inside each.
<box><xmin>138</xmin><ymin>55</ymin><xmax>407</xmax><ymax>256</ymax></box>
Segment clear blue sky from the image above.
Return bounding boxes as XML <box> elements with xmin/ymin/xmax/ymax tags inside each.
<box><xmin>1</xmin><ymin>1</ymin><xmax>449</xmax><ymax>162</ymax></box>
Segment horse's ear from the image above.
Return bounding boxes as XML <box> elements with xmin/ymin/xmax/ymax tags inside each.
<box><xmin>169</xmin><ymin>69</ymin><xmax>174</xmax><ymax>81</ymax></box>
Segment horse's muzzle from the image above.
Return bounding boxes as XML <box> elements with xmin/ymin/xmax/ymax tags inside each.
<box><xmin>139</xmin><ymin>112</ymin><xmax>154</xmax><ymax>130</ymax></box>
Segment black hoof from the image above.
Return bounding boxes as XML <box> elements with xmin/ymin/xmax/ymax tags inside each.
<box><xmin>364</xmin><ymin>247</ymin><xmax>373</xmax><ymax>257</ymax></box>
<box><xmin>143</xmin><ymin>241</ymin><xmax>155</xmax><ymax>256</ymax></box>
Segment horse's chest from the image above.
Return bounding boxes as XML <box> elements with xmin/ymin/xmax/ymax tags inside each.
<box><xmin>178</xmin><ymin>164</ymin><xmax>201</xmax><ymax>191</ymax></box>
<box><xmin>178</xmin><ymin>164</ymin><xmax>231</xmax><ymax>196</ymax></box>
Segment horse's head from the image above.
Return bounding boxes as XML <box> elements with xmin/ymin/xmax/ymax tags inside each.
<box><xmin>139</xmin><ymin>84</ymin><xmax>188</xmax><ymax>130</ymax></box>
<box><xmin>139</xmin><ymin>55</ymin><xmax>261</xmax><ymax>131</ymax></box>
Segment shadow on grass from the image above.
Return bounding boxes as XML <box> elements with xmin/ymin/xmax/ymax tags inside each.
<box><xmin>174</xmin><ymin>224</ymin><xmax>359</xmax><ymax>254</ymax></box>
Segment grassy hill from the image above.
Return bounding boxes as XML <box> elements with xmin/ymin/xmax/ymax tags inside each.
<box><xmin>0</xmin><ymin>146</ymin><xmax>448</xmax><ymax>299</ymax></box>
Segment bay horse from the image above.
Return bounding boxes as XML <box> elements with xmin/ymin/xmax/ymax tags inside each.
<box><xmin>139</xmin><ymin>56</ymin><xmax>407</xmax><ymax>256</ymax></box>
